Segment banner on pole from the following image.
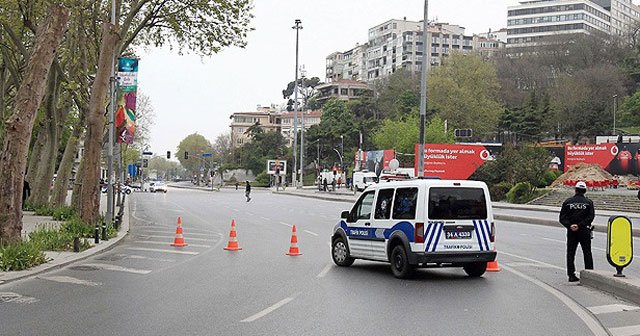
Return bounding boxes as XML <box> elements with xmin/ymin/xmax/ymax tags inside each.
<box><xmin>116</xmin><ymin>57</ymin><xmax>138</xmax><ymax>144</ymax></box>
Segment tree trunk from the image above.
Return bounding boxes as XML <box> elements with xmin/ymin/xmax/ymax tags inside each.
<box><xmin>26</xmin><ymin>124</ymin><xmax>46</xmax><ymax>188</ymax></box>
<box><xmin>51</xmin><ymin>114</ymin><xmax>85</xmax><ymax>208</ymax></box>
<box><xmin>0</xmin><ymin>5</ymin><xmax>69</xmax><ymax>243</ymax></box>
<box><xmin>71</xmin><ymin>155</ymin><xmax>84</xmax><ymax>211</ymax></box>
<box><xmin>77</xmin><ymin>23</ymin><xmax>119</xmax><ymax>224</ymax></box>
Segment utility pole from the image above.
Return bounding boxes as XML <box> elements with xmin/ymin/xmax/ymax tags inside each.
<box><xmin>292</xmin><ymin>19</ymin><xmax>302</xmax><ymax>188</ymax></box>
<box><xmin>106</xmin><ymin>0</ymin><xmax>117</xmax><ymax>226</ymax></box>
<box><xmin>418</xmin><ymin>0</ymin><xmax>429</xmax><ymax>178</ymax></box>
<box><xmin>613</xmin><ymin>94</ymin><xmax>618</xmax><ymax>136</ymax></box>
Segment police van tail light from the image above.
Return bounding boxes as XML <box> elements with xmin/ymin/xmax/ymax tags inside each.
<box><xmin>490</xmin><ymin>222</ymin><xmax>495</xmax><ymax>243</ymax></box>
<box><xmin>415</xmin><ymin>222</ymin><xmax>425</xmax><ymax>243</ymax></box>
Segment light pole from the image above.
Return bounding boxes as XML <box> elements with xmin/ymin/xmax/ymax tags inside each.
<box><xmin>333</xmin><ymin>148</ymin><xmax>343</xmax><ymax>171</ymax></box>
<box><xmin>418</xmin><ymin>0</ymin><xmax>429</xmax><ymax>177</ymax></box>
<box><xmin>106</xmin><ymin>0</ymin><xmax>118</xmax><ymax>227</ymax></box>
<box><xmin>340</xmin><ymin>135</ymin><xmax>344</xmax><ymax>167</ymax></box>
<box><xmin>613</xmin><ymin>94</ymin><xmax>618</xmax><ymax>136</ymax></box>
<box><xmin>299</xmin><ymin>66</ymin><xmax>306</xmax><ymax>189</ymax></box>
<box><xmin>292</xmin><ymin>19</ymin><xmax>303</xmax><ymax>188</ymax></box>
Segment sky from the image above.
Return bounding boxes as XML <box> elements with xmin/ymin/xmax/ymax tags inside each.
<box><xmin>137</xmin><ymin>0</ymin><xmax>522</xmax><ymax>156</ymax></box>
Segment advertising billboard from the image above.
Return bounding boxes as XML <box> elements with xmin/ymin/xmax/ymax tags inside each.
<box><xmin>414</xmin><ymin>144</ymin><xmax>498</xmax><ymax>180</ymax></box>
<box><xmin>565</xmin><ymin>143</ymin><xmax>640</xmax><ymax>176</ymax></box>
<box><xmin>267</xmin><ymin>160</ymin><xmax>287</xmax><ymax>175</ymax></box>
<box><xmin>115</xmin><ymin>57</ymin><xmax>139</xmax><ymax>144</ymax></box>
<box><xmin>363</xmin><ymin>149</ymin><xmax>395</xmax><ymax>176</ymax></box>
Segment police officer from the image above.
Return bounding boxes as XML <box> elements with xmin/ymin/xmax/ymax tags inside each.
<box><xmin>559</xmin><ymin>181</ymin><xmax>595</xmax><ymax>282</ymax></box>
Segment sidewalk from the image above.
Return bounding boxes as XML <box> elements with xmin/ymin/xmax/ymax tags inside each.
<box><xmin>0</xmin><ymin>197</ymin><xmax>130</xmax><ymax>285</ymax></box>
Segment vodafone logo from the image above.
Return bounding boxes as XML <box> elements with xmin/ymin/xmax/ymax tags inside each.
<box><xmin>480</xmin><ymin>150</ymin><xmax>491</xmax><ymax>161</ymax></box>
<box><xmin>611</xmin><ymin>146</ymin><xmax>619</xmax><ymax>156</ymax></box>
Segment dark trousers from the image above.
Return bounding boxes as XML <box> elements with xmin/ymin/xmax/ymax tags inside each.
<box><xmin>566</xmin><ymin>229</ymin><xmax>593</xmax><ymax>276</ymax></box>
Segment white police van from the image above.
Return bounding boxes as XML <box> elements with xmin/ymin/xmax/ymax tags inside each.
<box><xmin>331</xmin><ymin>178</ymin><xmax>496</xmax><ymax>278</ymax></box>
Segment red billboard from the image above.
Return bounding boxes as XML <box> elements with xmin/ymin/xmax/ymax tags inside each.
<box><xmin>414</xmin><ymin>144</ymin><xmax>495</xmax><ymax>179</ymax></box>
<box><xmin>565</xmin><ymin>143</ymin><xmax>640</xmax><ymax>176</ymax></box>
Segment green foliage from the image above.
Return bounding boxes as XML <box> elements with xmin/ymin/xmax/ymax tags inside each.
<box><xmin>425</xmin><ymin>115</ymin><xmax>455</xmax><ymax>144</ymax></box>
<box><xmin>372</xmin><ymin>114</ymin><xmax>419</xmax><ymax>155</ymax></box>
<box><xmin>429</xmin><ymin>53</ymin><xmax>503</xmax><ymax>139</ymax></box>
<box><xmin>33</xmin><ymin>204</ymin><xmax>54</xmax><ymax>217</ymax></box>
<box><xmin>506</xmin><ymin>182</ymin><xmax>534</xmax><ymax>204</ymax></box>
<box><xmin>499</xmin><ymin>91</ymin><xmax>550</xmax><ymax>142</ymax></box>
<box><xmin>176</xmin><ymin>133</ymin><xmax>214</xmax><ymax>175</ymax></box>
<box><xmin>538</xmin><ymin>170</ymin><xmax>561</xmax><ymax>188</ymax></box>
<box><xmin>61</xmin><ymin>216</ymin><xmax>95</xmax><ymax>238</ymax></box>
<box><xmin>0</xmin><ymin>241</ymin><xmax>47</xmax><ymax>272</ymax></box>
<box><xmin>52</xmin><ymin>206</ymin><xmax>75</xmax><ymax>221</ymax></box>
<box><xmin>238</xmin><ymin>130</ymin><xmax>286</xmax><ymax>175</ymax></box>
<box><xmin>619</xmin><ymin>91</ymin><xmax>640</xmax><ymax>127</ymax></box>
<box><xmin>490</xmin><ymin>182</ymin><xmax>513</xmax><ymax>202</ymax></box>
<box><xmin>373</xmin><ymin>69</ymin><xmax>420</xmax><ymax>120</ymax></box>
<box><xmin>253</xmin><ymin>172</ymin><xmax>270</xmax><ymax>187</ymax></box>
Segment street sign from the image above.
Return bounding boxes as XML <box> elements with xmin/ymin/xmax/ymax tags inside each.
<box><xmin>607</xmin><ymin>216</ymin><xmax>634</xmax><ymax>277</ymax></box>
<box><xmin>202</xmin><ymin>153</ymin><xmax>213</xmax><ymax>157</ymax></box>
<box><xmin>267</xmin><ymin>160</ymin><xmax>287</xmax><ymax>175</ymax></box>
<box><xmin>142</xmin><ymin>151</ymin><xmax>153</xmax><ymax>156</ymax></box>
<box><xmin>454</xmin><ymin>129</ymin><xmax>473</xmax><ymax>137</ymax></box>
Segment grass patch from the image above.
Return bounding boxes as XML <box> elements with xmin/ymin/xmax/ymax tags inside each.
<box><xmin>52</xmin><ymin>206</ymin><xmax>75</xmax><ymax>221</ymax></box>
<box><xmin>0</xmin><ymin>241</ymin><xmax>47</xmax><ymax>271</ymax></box>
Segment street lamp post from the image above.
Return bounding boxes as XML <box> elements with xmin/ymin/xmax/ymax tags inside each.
<box><xmin>106</xmin><ymin>0</ymin><xmax>118</xmax><ymax>227</ymax></box>
<box><xmin>333</xmin><ymin>148</ymin><xmax>343</xmax><ymax>171</ymax></box>
<box><xmin>299</xmin><ymin>67</ymin><xmax>306</xmax><ymax>189</ymax></box>
<box><xmin>613</xmin><ymin>94</ymin><xmax>618</xmax><ymax>136</ymax></box>
<box><xmin>292</xmin><ymin>19</ymin><xmax>303</xmax><ymax>188</ymax></box>
<box><xmin>418</xmin><ymin>0</ymin><xmax>429</xmax><ymax>177</ymax></box>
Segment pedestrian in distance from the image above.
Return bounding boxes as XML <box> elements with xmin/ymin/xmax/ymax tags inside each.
<box><xmin>245</xmin><ymin>181</ymin><xmax>251</xmax><ymax>202</ymax></box>
<box><xmin>323</xmin><ymin>178</ymin><xmax>328</xmax><ymax>192</ymax></box>
<box><xmin>235</xmin><ymin>181</ymin><xmax>239</xmax><ymax>190</ymax></box>
<box><xmin>22</xmin><ymin>179</ymin><xmax>31</xmax><ymax>209</ymax></box>
<box><xmin>332</xmin><ymin>178</ymin><xmax>336</xmax><ymax>191</ymax></box>
<box><xmin>559</xmin><ymin>181</ymin><xmax>595</xmax><ymax>282</ymax></box>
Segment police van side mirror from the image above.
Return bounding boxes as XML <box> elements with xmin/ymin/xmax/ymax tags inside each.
<box><xmin>341</xmin><ymin>210</ymin><xmax>350</xmax><ymax>220</ymax></box>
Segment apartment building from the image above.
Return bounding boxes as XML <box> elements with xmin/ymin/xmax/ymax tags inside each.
<box><xmin>325</xmin><ymin>18</ymin><xmax>479</xmax><ymax>84</ymax></box>
<box><xmin>229</xmin><ymin>106</ymin><xmax>280</xmax><ymax>149</ymax></box>
<box><xmin>326</xmin><ymin>43</ymin><xmax>368</xmax><ymax>82</ymax></box>
<box><xmin>315</xmin><ymin>79</ymin><xmax>372</xmax><ymax>105</ymax></box>
<box><xmin>279</xmin><ymin>110</ymin><xmax>323</xmax><ymax>146</ymax></box>
<box><xmin>506</xmin><ymin>0</ymin><xmax>639</xmax><ymax>49</ymax></box>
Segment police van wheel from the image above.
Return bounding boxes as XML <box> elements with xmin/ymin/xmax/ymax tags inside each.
<box><xmin>332</xmin><ymin>237</ymin><xmax>354</xmax><ymax>267</ymax></box>
<box><xmin>390</xmin><ymin>245</ymin><xmax>415</xmax><ymax>279</ymax></box>
<box><xmin>463</xmin><ymin>262</ymin><xmax>487</xmax><ymax>277</ymax></box>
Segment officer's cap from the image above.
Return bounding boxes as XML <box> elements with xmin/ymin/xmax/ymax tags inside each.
<box><xmin>575</xmin><ymin>181</ymin><xmax>587</xmax><ymax>190</ymax></box>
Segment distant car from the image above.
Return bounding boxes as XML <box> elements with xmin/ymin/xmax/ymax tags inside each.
<box><xmin>152</xmin><ymin>182</ymin><xmax>167</xmax><ymax>193</ymax></box>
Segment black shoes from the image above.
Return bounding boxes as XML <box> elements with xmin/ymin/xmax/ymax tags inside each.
<box><xmin>568</xmin><ymin>275</ymin><xmax>580</xmax><ymax>282</ymax></box>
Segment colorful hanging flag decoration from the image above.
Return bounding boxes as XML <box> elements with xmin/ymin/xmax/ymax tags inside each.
<box><xmin>116</xmin><ymin>57</ymin><xmax>138</xmax><ymax>144</ymax></box>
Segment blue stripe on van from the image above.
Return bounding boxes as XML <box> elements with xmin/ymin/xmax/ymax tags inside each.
<box><xmin>431</xmin><ymin>223</ymin><xmax>443</xmax><ymax>252</ymax></box>
<box><xmin>478</xmin><ymin>220</ymin><xmax>490</xmax><ymax>251</ymax></box>
<box><xmin>425</xmin><ymin>223</ymin><xmax>438</xmax><ymax>251</ymax></box>
<box><xmin>473</xmin><ymin>220</ymin><xmax>484</xmax><ymax>251</ymax></box>
<box><xmin>423</xmin><ymin>223</ymin><xmax>434</xmax><ymax>250</ymax></box>
<box><xmin>483</xmin><ymin>220</ymin><xmax>492</xmax><ymax>250</ymax></box>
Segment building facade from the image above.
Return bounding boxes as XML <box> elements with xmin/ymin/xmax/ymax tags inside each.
<box><xmin>279</xmin><ymin>110</ymin><xmax>323</xmax><ymax>146</ymax></box>
<box><xmin>507</xmin><ymin>0</ymin><xmax>639</xmax><ymax>49</ymax></box>
<box><xmin>325</xmin><ymin>19</ymin><xmax>480</xmax><ymax>84</ymax></box>
<box><xmin>315</xmin><ymin>79</ymin><xmax>372</xmax><ymax>105</ymax></box>
<box><xmin>229</xmin><ymin>106</ymin><xmax>280</xmax><ymax>149</ymax></box>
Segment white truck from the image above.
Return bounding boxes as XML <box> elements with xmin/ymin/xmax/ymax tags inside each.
<box><xmin>353</xmin><ymin>171</ymin><xmax>378</xmax><ymax>191</ymax></box>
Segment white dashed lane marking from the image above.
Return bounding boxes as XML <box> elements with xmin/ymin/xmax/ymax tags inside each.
<box><xmin>135</xmin><ymin>241</ymin><xmax>211</xmax><ymax>248</ymax></box>
<box><xmin>304</xmin><ymin>230</ymin><xmax>319</xmax><ymax>236</ymax></box>
<box><xmin>0</xmin><ymin>292</ymin><xmax>39</xmax><ymax>304</ymax></box>
<box><xmin>316</xmin><ymin>264</ymin><xmax>332</xmax><ymax>278</ymax></box>
<box><xmin>38</xmin><ymin>276</ymin><xmax>102</xmax><ymax>287</ymax></box>
<box><xmin>279</xmin><ymin>222</ymin><xmax>293</xmax><ymax>228</ymax></box>
<box><xmin>136</xmin><ymin>230</ymin><xmax>214</xmax><ymax>237</ymax></box>
<box><xmin>609</xmin><ymin>325</ymin><xmax>640</xmax><ymax>336</ymax></box>
<box><xmin>80</xmin><ymin>263</ymin><xmax>151</xmax><ymax>275</ymax></box>
<box><xmin>240</xmin><ymin>296</ymin><xmax>296</xmax><ymax>323</ymax></box>
<box><xmin>137</xmin><ymin>235</ymin><xmax>212</xmax><ymax>242</ymax></box>
<box><xmin>126</xmin><ymin>247</ymin><xmax>199</xmax><ymax>255</ymax></box>
<box><xmin>588</xmin><ymin>304</ymin><xmax>640</xmax><ymax>315</ymax></box>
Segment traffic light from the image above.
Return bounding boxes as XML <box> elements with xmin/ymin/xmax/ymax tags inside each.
<box><xmin>167</xmin><ymin>151</ymin><xmax>171</xmax><ymax>159</ymax></box>
<box><xmin>184</xmin><ymin>151</ymin><xmax>189</xmax><ymax>159</ymax></box>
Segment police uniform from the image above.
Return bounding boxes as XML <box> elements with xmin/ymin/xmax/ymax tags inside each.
<box><xmin>559</xmin><ymin>182</ymin><xmax>595</xmax><ymax>281</ymax></box>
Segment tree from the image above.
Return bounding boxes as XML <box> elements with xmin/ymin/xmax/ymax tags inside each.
<box><xmin>0</xmin><ymin>4</ymin><xmax>69</xmax><ymax>243</ymax></box>
<box><xmin>429</xmin><ymin>53</ymin><xmax>503</xmax><ymax>140</ymax></box>
<box><xmin>372</xmin><ymin>114</ymin><xmax>419</xmax><ymax>156</ymax></box>
<box><xmin>372</xmin><ymin>69</ymin><xmax>420</xmax><ymax>120</ymax></box>
<box><xmin>77</xmin><ymin>0</ymin><xmax>254</xmax><ymax>222</ymax></box>
<box><xmin>425</xmin><ymin>115</ymin><xmax>455</xmax><ymax>144</ymax></box>
<box><xmin>176</xmin><ymin>133</ymin><xmax>213</xmax><ymax>181</ymax></box>
<box><xmin>282</xmin><ymin>76</ymin><xmax>322</xmax><ymax>111</ymax></box>
<box><xmin>238</xmin><ymin>129</ymin><xmax>286</xmax><ymax>175</ymax></box>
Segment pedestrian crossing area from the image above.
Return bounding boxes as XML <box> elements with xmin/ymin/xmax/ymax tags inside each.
<box><xmin>586</xmin><ymin>304</ymin><xmax>640</xmax><ymax>336</ymax></box>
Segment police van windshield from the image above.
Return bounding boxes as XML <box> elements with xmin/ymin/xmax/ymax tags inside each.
<box><xmin>364</xmin><ymin>177</ymin><xmax>378</xmax><ymax>183</ymax></box>
<box><xmin>428</xmin><ymin>187</ymin><xmax>487</xmax><ymax>220</ymax></box>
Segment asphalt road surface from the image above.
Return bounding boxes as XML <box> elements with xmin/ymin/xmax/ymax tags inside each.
<box><xmin>1</xmin><ymin>188</ymin><xmax>639</xmax><ymax>336</ymax></box>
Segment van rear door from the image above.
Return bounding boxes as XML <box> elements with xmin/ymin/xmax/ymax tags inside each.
<box><xmin>426</xmin><ymin>187</ymin><xmax>492</xmax><ymax>253</ymax></box>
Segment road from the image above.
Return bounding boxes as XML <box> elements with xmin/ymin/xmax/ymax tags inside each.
<box><xmin>1</xmin><ymin>188</ymin><xmax>639</xmax><ymax>335</ymax></box>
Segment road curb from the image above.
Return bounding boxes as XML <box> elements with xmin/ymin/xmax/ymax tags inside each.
<box><xmin>0</xmin><ymin>198</ymin><xmax>131</xmax><ymax>286</ymax></box>
<box><xmin>580</xmin><ymin>270</ymin><xmax>640</xmax><ymax>306</ymax></box>
<box><xmin>275</xmin><ymin>191</ymin><xmax>354</xmax><ymax>204</ymax></box>
<box><xmin>493</xmin><ymin>214</ymin><xmax>640</xmax><ymax>237</ymax></box>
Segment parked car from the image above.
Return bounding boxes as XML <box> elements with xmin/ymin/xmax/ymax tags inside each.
<box><xmin>352</xmin><ymin>171</ymin><xmax>378</xmax><ymax>191</ymax></box>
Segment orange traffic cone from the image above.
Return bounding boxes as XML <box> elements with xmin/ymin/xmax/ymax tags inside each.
<box><xmin>286</xmin><ymin>225</ymin><xmax>302</xmax><ymax>256</ymax></box>
<box><xmin>170</xmin><ymin>216</ymin><xmax>188</xmax><ymax>247</ymax></box>
<box><xmin>223</xmin><ymin>220</ymin><xmax>242</xmax><ymax>251</ymax></box>
<box><xmin>487</xmin><ymin>244</ymin><xmax>500</xmax><ymax>272</ymax></box>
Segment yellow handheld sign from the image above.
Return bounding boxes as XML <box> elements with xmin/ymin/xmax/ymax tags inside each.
<box><xmin>607</xmin><ymin>216</ymin><xmax>634</xmax><ymax>277</ymax></box>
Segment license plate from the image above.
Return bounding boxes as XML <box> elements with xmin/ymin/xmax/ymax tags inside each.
<box><xmin>445</xmin><ymin>231</ymin><xmax>472</xmax><ymax>240</ymax></box>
